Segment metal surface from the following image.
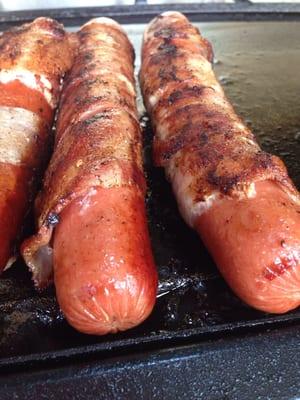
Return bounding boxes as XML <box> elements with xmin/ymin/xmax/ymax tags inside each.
<box><xmin>0</xmin><ymin>8</ymin><xmax>299</xmax><ymax>399</ymax></box>
<box><xmin>1</xmin><ymin>325</ymin><xmax>300</xmax><ymax>399</ymax></box>
<box><xmin>0</xmin><ymin>1</ymin><xmax>135</xmax><ymax>12</ymax></box>
<box><xmin>0</xmin><ymin>3</ymin><xmax>300</xmax><ymax>30</ymax></box>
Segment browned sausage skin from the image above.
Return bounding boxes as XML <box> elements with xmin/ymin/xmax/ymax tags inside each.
<box><xmin>140</xmin><ymin>12</ymin><xmax>300</xmax><ymax>313</ymax></box>
<box><xmin>0</xmin><ymin>18</ymin><xmax>73</xmax><ymax>272</ymax></box>
<box><xmin>22</xmin><ymin>18</ymin><xmax>158</xmax><ymax>335</ymax></box>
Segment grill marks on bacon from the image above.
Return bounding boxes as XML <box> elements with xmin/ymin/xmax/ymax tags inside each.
<box><xmin>140</xmin><ymin>12</ymin><xmax>300</xmax><ymax>313</ymax></box>
<box><xmin>0</xmin><ymin>18</ymin><xmax>72</xmax><ymax>271</ymax></box>
<box><xmin>22</xmin><ymin>18</ymin><xmax>157</xmax><ymax>335</ymax></box>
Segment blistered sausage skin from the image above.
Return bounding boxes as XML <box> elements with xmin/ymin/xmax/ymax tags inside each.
<box><xmin>0</xmin><ymin>18</ymin><xmax>72</xmax><ymax>272</ymax></box>
<box><xmin>140</xmin><ymin>12</ymin><xmax>300</xmax><ymax>313</ymax></box>
<box><xmin>22</xmin><ymin>18</ymin><xmax>158</xmax><ymax>335</ymax></box>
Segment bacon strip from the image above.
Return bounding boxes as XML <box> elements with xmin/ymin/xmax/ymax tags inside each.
<box><xmin>140</xmin><ymin>12</ymin><xmax>300</xmax><ymax>313</ymax></box>
<box><xmin>0</xmin><ymin>18</ymin><xmax>73</xmax><ymax>271</ymax></box>
<box><xmin>22</xmin><ymin>18</ymin><xmax>157</xmax><ymax>335</ymax></box>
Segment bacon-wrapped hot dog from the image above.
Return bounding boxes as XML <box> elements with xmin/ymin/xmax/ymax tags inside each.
<box><xmin>22</xmin><ymin>18</ymin><xmax>158</xmax><ymax>335</ymax></box>
<box><xmin>0</xmin><ymin>18</ymin><xmax>72</xmax><ymax>271</ymax></box>
<box><xmin>140</xmin><ymin>12</ymin><xmax>300</xmax><ymax>314</ymax></box>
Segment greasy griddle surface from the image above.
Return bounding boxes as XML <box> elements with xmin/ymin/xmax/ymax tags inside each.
<box><xmin>0</xmin><ymin>21</ymin><xmax>300</xmax><ymax>362</ymax></box>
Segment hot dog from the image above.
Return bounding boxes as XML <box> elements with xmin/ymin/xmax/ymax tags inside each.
<box><xmin>140</xmin><ymin>12</ymin><xmax>300</xmax><ymax>313</ymax></box>
<box><xmin>22</xmin><ymin>18</ymin><xmax>158</xmax><ymax>335</ymax></box>
<box><xmin>0</xmin><ymin>18</ymin><xmax>73</xmax><ymax>272</ymax></box>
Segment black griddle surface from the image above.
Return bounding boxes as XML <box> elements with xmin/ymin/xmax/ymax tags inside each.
<box><xmin>0</xmin><ymin>21</ymin><xmax>300</xmax><ymax>369</ymax></box>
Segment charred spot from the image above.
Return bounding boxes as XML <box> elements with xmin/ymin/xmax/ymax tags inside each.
<box><xmin>207</xmin><ymin>170</ymin><xmax>240</xmax><ymax>194</ymax></box>
<box><xmin>149</xmin><ymin>53</ymin><xmax>163</xmax><ymax>65</ymax></box>
<box><xmin>191</xmin><ymin>85</ymin><xmax>207</xmax><ymax>95</ymax></box>
<box><xmin>149</xmin><ymin>42</ymin><xmax>183</xmax><ymax>65</ymax></box>
<box><xmin>224</xmin><ymin>130</ymin><xmax>234</xmax><ymax>140</ymax></box>
<box><xmin>158</xmin><ymin>126</ymin><xmax>210</xmax><ymax>164</ymax></box>
<box><xmin>167</xmin><ymin>85</ymin><xmax>207</xmax><ymax>105</ymax></box>
<box><xmin>85</xmin><ymin>78</ymin><xmax>98</xmax><ymax>87</ymax></box>
<box><xmin>77</xmin><ymin>30</ymin><xmax>90</xmax><ymax>39</ymax></box>
<box><xmin>158</xmin><ymin>65</ymin><xmax>180</xmax><ymax>83</ymax></box>
<box><xmin>167</xmin><ymin>90</ymin><xmax>182</xmax><ymax>105</ymax></box>
<box><xmin>199</xmin><ymin>132</ymin><xmax>209</xmax><ymax>144</ymax></box>
<box><xmin>119</xmin><ymin>97</ymin><xmax>133</xmax><ymax>109</ymax></box>
<box><xmin>204</xmin><ymin>110</ymin><xmax>222</xmax><ymax>119</ymax></box>
<box><xmin>76</xmin><ymin>95</ymin><xmax>104</xmax><ymax>106</ymax></box>
<box><xmin>176</xmin><ymin>103</ymin><xmax>200</xmax><ymax>116</ymax></box>
<box><xmin>162</xmin><ymin>102</ymin><xmax>229</xmax><ymax>130</ymax></box>
<box><xmin>196</xmin><ymin>148</ymin><xmax>221</xmax><ymax>168</ymax></box>
<box><xmin>256</xmin><ymin>151</ymin><xmax>273</xmax><ymax>169</ymax></box>
<box><xmin>90</xmin><ymin>95</ymin><xmax>106</xmax><ymax>103</ymax></box>
<box><xmin>83</xmin><ymin>77</ymin><xmax>109</xmax><ymax>88</ymax></box>
<box><xmin>46</xmin><ymin>212</ymin><xmax>60</xmax><ymax>227</ymax></box>
<box><xmin>154</xmin><ymin>27</ymin><xmax>188</xmax><ymax>44</ymax></box>
<box><xmin>158</xmin><ymin>42</ymin><xmax>177</xmax><ymax>55</ymax></box>
<box><xmin>161</xmin><ymin>136</ymin><xmax>186</xmax><ymax>162</ymax></box>
<box><xmin>49</xmin><ymin>25</ymin><xmax>65</xmax><ymax>39</ymax></box>
<box><xmin>83</xmin><ymin>112</ymin><xmax>112</xmax><ymax>126</ymax></box>
<box><xmin>154</xmin><ymin>28</ymin><xmax>175</xmax><ymax>39</ymax></box>
<box><xmin>149</xmin><ymin>49</ymin><xmax>181</xmax><ymax>65</ymax></box>
<box><xmin>84</xmin><ymin>52</ymin><xmax>93</xmax><ymax>61</ymax></box>
<box><xmin>73</xmin><ymin>63</ymin><xmax>97</xmax><ymax>79</ymax></box>
<box><xmin>98</xmin><ymin>79</ymin><xmax>109</xmax><ymax>86</ymax></box>
<box><xmin>8</xmin><ymin>46</ymin><xmax>21</xmax><ymax>60</ymax></box>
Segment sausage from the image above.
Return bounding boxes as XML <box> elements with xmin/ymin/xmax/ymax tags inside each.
<box><xmin>0</xmin><ymin>18</ymin><xmax>73</xmax><ymax>272</ymax></box>
<box><xmin>197</xmin><ymin>180</ymin><xmax>300</xmax><ymax>313</ymax></box>
<box><xmin>22</xmin><ymin>18</ymin><xmax>158</xmax><ymax>335</ymax></box>
<box><xmin>140</xmin><ymin>11</ymin><xmax>300</xmax><ymax>313</ymax></box>
<box><xmin>53</xmin><ymin>186</ymin><xmax>157</xmax><ymax>334</ymax></box>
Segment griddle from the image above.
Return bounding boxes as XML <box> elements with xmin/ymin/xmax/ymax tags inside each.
<box><xmin>0</xmin><ymin>4</ymin><xmax>300</xmax><ymax>399</ymax></box>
